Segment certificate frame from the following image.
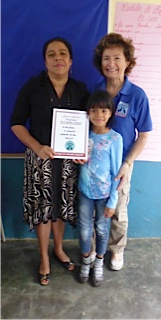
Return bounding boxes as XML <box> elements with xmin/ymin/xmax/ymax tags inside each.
<box><xmin>51</xmin><ymin>108</ymin><xmax>89</xmax><ymax>159</ymax></box>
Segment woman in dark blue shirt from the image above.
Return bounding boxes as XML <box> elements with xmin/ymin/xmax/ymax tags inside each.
<box><xmin>93</xmin><ymin>33</ymin><xmax>152</xmax><ymax>271</ymax></box>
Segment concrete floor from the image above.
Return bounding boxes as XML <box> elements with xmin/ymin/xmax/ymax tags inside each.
<box><xmin>1</xmin><ymin>238</ymin><xmax>161</xmax><ymax>319</ymax></box>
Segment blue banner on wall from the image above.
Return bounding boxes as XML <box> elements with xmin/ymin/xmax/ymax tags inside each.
<box><xmin>1</xmin><ymin>0</ymin><xmax>108</xmax><ymax>153</ymax></box>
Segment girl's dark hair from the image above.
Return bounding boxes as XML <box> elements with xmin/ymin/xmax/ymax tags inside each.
<box><xmin>42</xmin><ymin>37</ymin><xmax>73</xmax><ymax>60</ymax></box>
<box><xmin>87</xmin><ymin>90</ymin><xmax>115</xmax><ymax>118</ymax></box>
<box><xmin>93</xmin><ymin>33</ymin><xmax>136</xmax><ymax>76</ymax></box>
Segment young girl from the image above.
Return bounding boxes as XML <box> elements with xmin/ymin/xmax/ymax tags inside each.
<box><xmin>76</xmin><ymin>90</ymin><xmax>123</xmax><ymax>287</ymax></box>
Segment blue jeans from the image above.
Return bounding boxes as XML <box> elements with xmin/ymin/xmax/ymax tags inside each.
<box><xmin>78</xmin><ymin>191</ymin><xmax>111</xmax><ymax>256</ymax></box>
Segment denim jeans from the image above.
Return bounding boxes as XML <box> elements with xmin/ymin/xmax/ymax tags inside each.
<box><xmin>78</xmin><ymin>191</ymin><xmax>111</xmax><ymax>256</ymax></box>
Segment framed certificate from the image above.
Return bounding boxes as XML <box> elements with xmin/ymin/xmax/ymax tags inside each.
<box><xmin>51</xmin><ymin>108</ymin><xmax>89</xmax><ymax>159</ymax></box>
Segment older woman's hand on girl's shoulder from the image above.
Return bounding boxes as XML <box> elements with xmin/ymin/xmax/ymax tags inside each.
<box><xmin>104</xmin><ymin>207</ymin><xmax>115</xmax><ymax>218</ymax></box>
<box><xmin>35</xmin><ymin>145</ymin><xmax>55</xmax><ymax>160</ymax></box>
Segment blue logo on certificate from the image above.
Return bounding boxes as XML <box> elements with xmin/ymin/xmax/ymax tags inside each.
<box><xmin>65</xmin><ymin>141</ymin><xmax>75</xmax><ymax>151</ymax></box>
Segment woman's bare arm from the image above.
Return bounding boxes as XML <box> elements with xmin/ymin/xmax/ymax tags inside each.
<box><xmin>11</xmin><ymin>125</ymin><xmax>54</xmax><ymax>160</ymax></box>
<box><xmin>115</xmin><ymin>132</ymin><xmax>149</xmax><ymax>191</ymax></box>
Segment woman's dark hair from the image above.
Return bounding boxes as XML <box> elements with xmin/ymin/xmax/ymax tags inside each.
<box><xmin>43</xmin><ymin>37</ymin><xmax>73</xmax><ymax>60</ymax></box>
<box><xmin>87</xmin><ymin>90</ymin><xmax>115</xmax><ymax>119</ymax></box>
<box><xmin>93</xmin><ymin>33</ymin><xmax>136</xmax><ymax>76</ymax></box>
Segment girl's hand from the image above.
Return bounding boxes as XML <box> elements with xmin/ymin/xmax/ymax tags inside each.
<box><xmin>73</xmin><ymin>159</ymin><xmax>87</xmax><ymax>165</ymax></box>
<box><xmin>35</xmin><ymin>145</ymin><xmax>55</xmax><ymax>160</ymax></box>
<box><xmin>104</xmin><ymin>207</ymin><xmax>115</xmax><ymax>218</ymax></box>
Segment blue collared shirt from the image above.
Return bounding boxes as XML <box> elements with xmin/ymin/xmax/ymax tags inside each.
<box><xmin>95</xmin><ymin>76</ymin><xmax>153</xmax><ymax>160</ymax></box>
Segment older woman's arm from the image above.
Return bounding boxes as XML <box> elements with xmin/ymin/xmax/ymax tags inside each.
<box><xmin>115</xmin><ymin>131</ymin><xmax>149</xmax><ymax>191</ymax></box>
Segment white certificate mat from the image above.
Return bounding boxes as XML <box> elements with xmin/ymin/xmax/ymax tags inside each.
<box><xmin>51</xmin><ymin>109</ymin><xmax>89</xmax><ymax>159</ymax></box>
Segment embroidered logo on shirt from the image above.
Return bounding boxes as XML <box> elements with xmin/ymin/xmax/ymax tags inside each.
<box><xmin>115</xmin><ymin>101</ymin><xmax>129</xmax><ymax>117</ymax></box>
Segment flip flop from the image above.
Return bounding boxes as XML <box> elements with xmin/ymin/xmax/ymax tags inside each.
<box><xmin>53</xmin><ymin>251</ymin><xmax>75</xmax><ymax>271</ymax></box>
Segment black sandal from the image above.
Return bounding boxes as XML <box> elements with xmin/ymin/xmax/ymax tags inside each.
<box><xmin>53</xmin><ymin>251</ymin><xmax>75</xmax><ymax>271</ymax></box>
<box><xmin>38</xmin><ymin>273</ymin><xmax>50</xmax><ymax>286</ymax></box>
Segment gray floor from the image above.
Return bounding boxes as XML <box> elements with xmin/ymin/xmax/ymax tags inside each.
<box><xmin>1</xmin><ymin>238</ymin><xmax>161</xmax><ymax>319</ymax></box>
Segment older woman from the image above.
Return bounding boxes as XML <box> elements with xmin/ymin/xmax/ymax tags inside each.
<box><xmin>93</xmin><ymin>33</ymin><xmax>152</xmax><ymax>270</ymax></box>
<box><xmin>11</xmin><ymin>37</ymin><xmax>89</xmax><ymax>285</ymax></box>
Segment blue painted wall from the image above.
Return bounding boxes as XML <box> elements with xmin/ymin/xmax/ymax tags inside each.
<box><xmin>1</xmin><ymin>158</ymin><xmax>161</xmax><ymax>239</ymax></box>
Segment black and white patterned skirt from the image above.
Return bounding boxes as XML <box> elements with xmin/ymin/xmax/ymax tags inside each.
<box><xmin>23</xmin><ymin>148</ymin><xmax>78</xmax><ymax>230</ymax></box>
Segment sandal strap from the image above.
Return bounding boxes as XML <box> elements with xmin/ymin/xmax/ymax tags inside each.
<box><xmin>39</xmin><ymin>273</ymin><xmax>49</xmax><ymax>280</ymax></box>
